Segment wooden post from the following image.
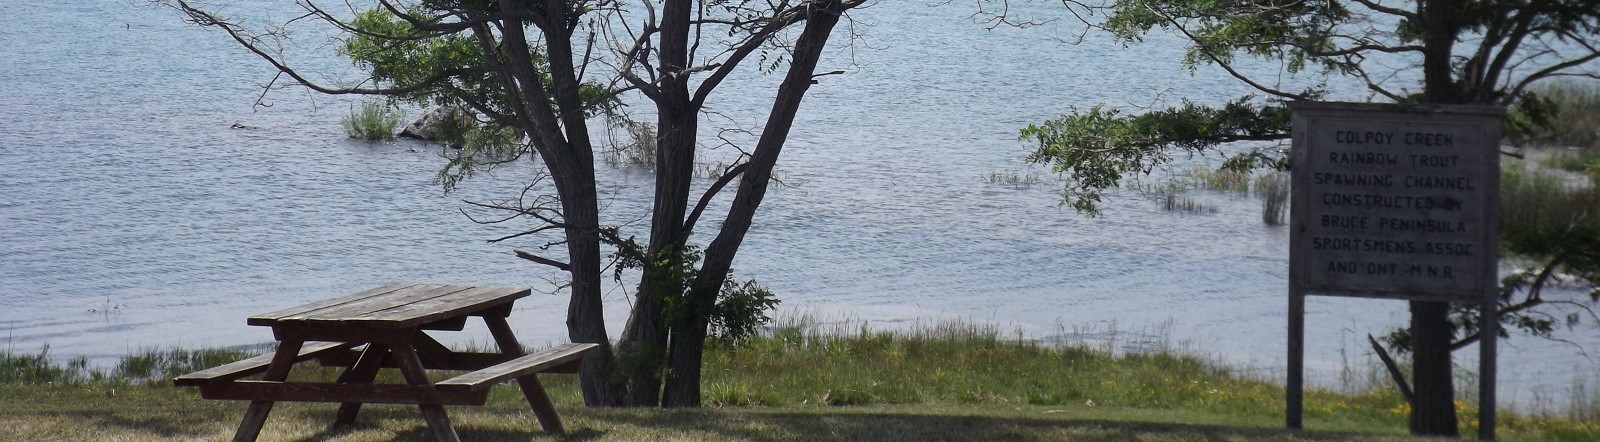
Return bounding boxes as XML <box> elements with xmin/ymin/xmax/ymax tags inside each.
<box><xmin>1479</xmin><ymin>299</ymin><xmax>1498</xmax><ymax>440</ymax></box>
<box><xmin>1287</xmin><ymin>292</ymin><xmax>1304</xmax><ymax>430</ymax></box>
<box><xmin>392</xmin><ymin>341</ymin><xmax>461</xmax><ymax>442</ymax></box>
<box><xmin>334</xmin><ymin>344</ymin><xmax>390</xmax><ymax>425</ymax></box>
<box><xmin>232</xmin><ymin>340</ymin><xmax>303</xmax><ymax>442</ymax></box>
<box><xmin>485</xmin><ymin>315</ymin><xmax>566</xmax><ymax>435</ymax></box>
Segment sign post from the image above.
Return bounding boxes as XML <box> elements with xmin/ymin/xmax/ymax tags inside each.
<box><xmin>1287</xmin><ymin>102</ymin><xmax>1503</xmax><ymax>439</ymax></box>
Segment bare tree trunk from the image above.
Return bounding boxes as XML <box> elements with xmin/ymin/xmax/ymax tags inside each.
<box><xmin>1410</xmin><ymin>301</ymin><xmax>1460</xmax><ymax>436</ymax></box>
<box><xmin>1407</xmin><ymin>0</ymin><xmax>1464</xmax><ymax>436</ymax></box>
<box><xmin>557</xmin><ymin>173</ymin><xmax>628</xmax><ymax>407</ymax></box>
<box><xmin>495</xmin><ymin>0</ymin><xmax>626</xmax><ymax>405</ymax></box>
<box><xmin>660</xmin><ymin>0</ymin><xmax>849</xmax><ymax>407</ymax></box>
<box><xmin>613</xmin><ymin>0</ymin><xmax>699</xmax><ymax>407</ymax></box>
<box><xmin>617</xmin><ymin>105</ymin><xmax>699</xmax><ymax>406</ymax></box>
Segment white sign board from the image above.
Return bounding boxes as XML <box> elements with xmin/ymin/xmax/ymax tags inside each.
<box><xmin>1289</xmin><ymin>102</ymin><xmax>1502</xmax><ymax>302</ymax></box>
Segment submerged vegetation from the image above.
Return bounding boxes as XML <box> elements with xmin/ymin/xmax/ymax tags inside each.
<box><xmin>981</xmin><ymin>170</ymin><xmax>1043</xmax><ymax>189</ymax></box>
<box><xmin>4</xmin><ymin>320</ymin><xmax>1596</xmax><ymax>440</ymax></box>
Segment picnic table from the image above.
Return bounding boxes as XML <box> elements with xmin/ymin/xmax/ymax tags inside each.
<box><xmin>174</xmin><ymin>283</ymin><xmax>598</xmax><ymax>442</ymax></box>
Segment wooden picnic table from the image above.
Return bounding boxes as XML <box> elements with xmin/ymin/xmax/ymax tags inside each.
<box><xmin>174</xmin><ymin>283</ymin><xmax>597</xmax><ymax>442</ymax></box>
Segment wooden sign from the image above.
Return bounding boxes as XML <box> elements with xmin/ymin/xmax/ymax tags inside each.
<box><xmin>1289</xmin><ymin>102</ymin><xmax>1503</xmax><ymax>302</ymax></box>
<box><xmin>1285</xmin><ymin>102</ymin><xmax>1504</xmax><ymax>440</ymax></box>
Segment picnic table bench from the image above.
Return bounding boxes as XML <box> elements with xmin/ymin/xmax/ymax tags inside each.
<box><xmin>174</xmin><ymin>283</ymin><xmax>598</xmax><ymax>442</ymax></box>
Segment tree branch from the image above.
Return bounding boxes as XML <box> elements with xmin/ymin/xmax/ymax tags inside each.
<box><xmin>682</xmin><ymin>162</ymin><xmax>750</xmax><ymax>236</ymax></box>
<box><xmin>1369</xmin><ymin>333</ymin><xmax>1415</xmax><ymax>403</ymax></box>
<box><xmin>515</xmin><ymin>250</ymin><xmax>572</xmax><ymax>271</ymax></box>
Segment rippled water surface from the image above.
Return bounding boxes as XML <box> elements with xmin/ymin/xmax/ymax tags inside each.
<box><xmin>2</xmin><ymin>1</ymin><xmax>1595</xmax><ymax>408</ymax></box>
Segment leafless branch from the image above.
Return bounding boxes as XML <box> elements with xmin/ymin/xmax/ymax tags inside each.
<box><xmin>515</xmin><ymin>250</ymin><xmax>572</xmax><ymax>271</ymax></box>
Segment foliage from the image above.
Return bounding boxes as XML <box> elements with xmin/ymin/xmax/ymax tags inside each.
<box><xmin>1511</xmin><ymin>81</ymin><xmax>1600</xmax><ymax>149</ymax></box>
<box><xmin>1549</xmin><ymin>148</ymin><xmax>1600</xmax><ymax>181</ymax></box>
<box><xmin>1021</xmin><ymin>98</ymin><xmax>1290</xmax><ymax>214</ymax></box>
<box><xmin>608</xmin><ymin>240</ymin><xmax>781</xmax><ymax>345</ymax></box>
<box><xmin>707</xmin><ymin>279</ymin><xmax>780</xmax><ymax>343</ymax></box>
<box><xmin>340</xmin><ymin>100</ymin><xmax>403</xmax><ymax>141</ymax></box>
<box><xmin>1016</xmin><ymin>0</ymin><xmax>1600</xmax><ymax>213</ymax></box>
<box><xmin>338</xmin><ymin>6</ymin><xmax>614</xmax><ymax>161</ymax></box>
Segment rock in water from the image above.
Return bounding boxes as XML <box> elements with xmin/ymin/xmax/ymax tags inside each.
<box><xmin>399</xmin><ymin>106</ymin><xmax>473</xmax><ymax>141</ymax></box>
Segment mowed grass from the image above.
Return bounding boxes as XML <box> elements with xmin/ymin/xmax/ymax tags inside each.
<box><xmin>2</xmin><ymin>321</ymin><xmax>1596</xmax><ymax>441</ymax></box>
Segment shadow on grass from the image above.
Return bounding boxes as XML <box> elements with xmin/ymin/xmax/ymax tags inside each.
<box><xmin>577</xmin><ymin>407</ymin><xmax>1396</xmax><ymax>442</ymax></box>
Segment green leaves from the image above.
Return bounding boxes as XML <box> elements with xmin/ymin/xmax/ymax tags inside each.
<box><xmin>1021</xmin><ymin>97</ymin><xmax>1290</xmax><ymax>214</ymax></box>
<box><xmin>1102</xmin><ymin>0</ymin><xmax>1356</xmax><ymax>79</ymax></box>
<box><xmin>608</xmin><ymin>239</ymin><xmax>781</xmax><ymax>344</ymax></box>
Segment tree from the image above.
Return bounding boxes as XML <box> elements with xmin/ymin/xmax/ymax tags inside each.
<box><xmin>173</xmin><ymin>0</ymin><xmax>865</xmax><ymax>407</ymax></box>
<box><xmin>996</xmin><ymin>0</ymin><xmax>1600</xmax><ymax>436</ymax></box>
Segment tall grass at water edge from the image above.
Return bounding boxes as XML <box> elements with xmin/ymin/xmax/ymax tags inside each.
<box><xmin>1</xmin><ymin>344</ymin><xmax>254</xmax><ymax>386</ymax></box>
<box><xmin>1523</xmin><ymin>81</ymin><xmax>1600</xmax><ymax>150</ymax></box>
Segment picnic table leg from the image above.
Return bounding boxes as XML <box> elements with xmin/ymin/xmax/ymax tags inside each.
<box><xmin>391</xmin><ymin>343</ymin><xmax>461</xmax><ymax>442</ymax></box>
<box><xmin>334</xmin><ymin>343</ymin><xmax>389</xmax><ymax>425</ymax></box>
<box><xmin>232</xmin><ymin>340</ymin><xmax>304</xmax><ymax>442</ymax></box>
<box><xmin>484</xmin><ymin>316</ymin><xmax>566</xmax><ymax>435</ymax></box>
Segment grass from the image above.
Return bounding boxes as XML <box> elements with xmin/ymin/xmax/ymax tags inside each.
<box><xmin>1500</xmin><ymin>160</ymin><xmax>1600</xmax><ymax>243</ymax></box>
<box><xmin>1</xmin><ymin>320</ymin><xmax>1596</xmax><ymax>441</ymax></box>
<box><xmin>1256</xmin><ymin>172</ymin><xmax>1289</xmax><ymax>225</ymax></box>
<box><xmin>1186</xmin><ymin>166</ymin><xmax>1252</xmax><ymax>194</ymax></box>
<box><xmin>1521</xmin><ymin>80</ymin><xmax>1600</xmax><ymax>149</ymax></box>
<box><xmin>341</xmin><ymin>100</ymin><xmax>403</xmax><ymax>141</ymax></box>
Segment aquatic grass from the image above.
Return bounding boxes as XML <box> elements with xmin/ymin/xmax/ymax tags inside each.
<box><xmin>1522</xmin><ymin>80</ymin><xmax>1600</xmax><ymax>149</ymax></box>
<box><xmin>112</xmin><ymin>347</ymin><xmax>255</xmax><ymax>385</ymax></box>
<box><xmin>1186</xmin><ymin>165</ymin><xmax>1251</xmax><ymax>194</ymax></box>
<box><xmin>602</xmin><ymin>121</ymin><xmax>657</xmax><ymax>170</ymax></box>
<box><xmin>1256</xmin><ymin>172</ymin><xmax>1289</xmax><ymax>225</ymax></box>
<box><xmin>1500</xmin><ymin>161</ymin><xmax>1600</xmax><ymax>246</ymax></box>
<box><xmin>340</xmin><ymin>100</ymin><xmax>404</xmax><ymax>141</ymax></box>
<box><xmin>0</xmin><ymin>346</ymin><xmax>93</xmax><ymax>385</ymax></box>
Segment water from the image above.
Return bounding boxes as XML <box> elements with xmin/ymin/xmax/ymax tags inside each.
<box><xmin>2</xmin><ymin>1</ymin><xmax>1595</xmax><ymax>410</ymax></box>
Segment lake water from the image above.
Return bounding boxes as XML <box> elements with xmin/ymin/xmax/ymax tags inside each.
<box><xmin>2</xmin><ymin>1</ymin><xmax>1595</xmax><ymax>410</ymax></box>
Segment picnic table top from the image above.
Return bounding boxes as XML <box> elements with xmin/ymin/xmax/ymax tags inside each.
<box><xmin>247</xmin><ymin>283</ymin><xmax>532</xmax><ymax>328</ymax></box>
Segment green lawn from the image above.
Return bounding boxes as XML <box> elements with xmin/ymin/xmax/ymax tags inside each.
<box><xmin>2</xmin><ymin>321</ymin><xmax>1594</xmax><ymax>441</ymax></box>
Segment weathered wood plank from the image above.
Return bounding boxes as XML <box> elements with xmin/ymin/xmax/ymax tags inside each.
<box><xmin>282</xmin><ymin>285</ymin><xmax>467</xmax><ymax>324</ymax></box>
<box><xmin>247</xmin><ymin>284</ymin><xmax>424</xmax><ymax>326</ymax></box>
<box><xmin>315</xmin><ymin>349</ymin><xmax>514</xmax><ymax>371</ymax></box>
<box><xmin>435</xmin><ymin>343</ymin><xmax>597</xmax><ymax>393</ymax></box>
<box><xmin>334</xmin><ymin>343</ymin><xmax>389</xmax><ymax>425</ymax></box>
<box><xmin>198</xmin><ymin>380</ymin><xmax>488</xmax><ymax>405</ymax></box>
<box><xmin>173</xmin><ymin>342</ymin><xmax>358</xmax><ymax>386</ymax></box>
<box><xmin>252</xmin><ymin>284</ymin><xmax>532</xmax><ymax>328</ymax></box>
<box><xmin>272</xmin><ymin>325</ymin><xmax>419</xmax><ymax>345</ymax></box>
<box><xmin>231</xmin><ymin>340</ymin><xmax>304</xmax><ymax>442</ymax></box>
<box><xmin>485</xmin><ymin>314</ymin><xmax>565</xmax><ymax>434</ymax></box>
<box><xmin>344</xmin><ymin>286</ymin><xmax>530</xmax><ymax>327</ymax></box>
